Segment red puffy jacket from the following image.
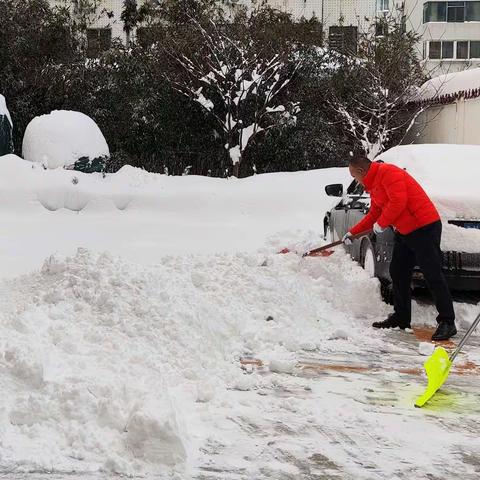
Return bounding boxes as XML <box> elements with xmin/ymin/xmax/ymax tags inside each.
<box><xmin>349</xmin><ymin>161</ymin><xmax>440</xmax><ymax>236</ymax></box>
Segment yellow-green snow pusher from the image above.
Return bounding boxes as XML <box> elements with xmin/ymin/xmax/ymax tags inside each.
<box><xmin>415</xmin><ymin>312</ymin><xmax>480</xmax><ymax>408</ymax></box>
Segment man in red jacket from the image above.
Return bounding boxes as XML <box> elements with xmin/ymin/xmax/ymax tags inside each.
<box><xmin>343</xmin><ymin>154</ymin><xmax>457</xmax><ymax>341</ymax></box>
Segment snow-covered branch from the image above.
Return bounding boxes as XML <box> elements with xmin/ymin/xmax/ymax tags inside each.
<box><xmin>165</xmin><ymin>18</ymin><xmax>301</xmax><ymax>177</ymax></box>
<box><xmin>331</xmin><ymin>68</ymin><xmax>423</xmax><ymax>160</ymax></box>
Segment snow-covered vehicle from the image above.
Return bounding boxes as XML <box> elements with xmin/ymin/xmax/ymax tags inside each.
<box><xmin>0</xmin><ymin>94</ymin><xmax>13</xmax><ymax>156</ymax></box>
<box><xmin>323</xmin><ymin>144</ymin><xmax>480</xmax><ymax>303</ymax></box>
<box><xmin>22</xmin><ymin>110</ymin><xmax>110</xmax><ymax>172</ymax></box>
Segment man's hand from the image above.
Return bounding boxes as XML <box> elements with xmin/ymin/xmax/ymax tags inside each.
<box><xmin>373</xmin><ymin>222</ymin><xmax>386</xmax><ymax>235</ymax></box>
<box><xmin>342</xmin><ymin>232</ymin><xmax>353</xmax><ymax>246</ymax></box>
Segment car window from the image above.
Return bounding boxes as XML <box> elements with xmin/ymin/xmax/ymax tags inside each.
<box><xmin>346</xmin><ymin>180</ymin><xmax>366</xmax><ymax>196</ymax></box>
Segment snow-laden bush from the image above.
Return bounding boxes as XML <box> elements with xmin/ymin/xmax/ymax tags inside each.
<box><xmin>22</xmin><ymin>110</ymin><xmax>110</xmax><ymax>172</ymax></box>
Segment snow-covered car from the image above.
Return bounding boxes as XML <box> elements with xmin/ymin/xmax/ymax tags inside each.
<box><xmin>323</xmin><ymin>144</ymin><xmax>480</xmax><ymax>303</ymax></box>
<box><xmin>0</xmin><ymin>94</ymin><xmax>13</xmax><ymax>156</ymax></box>
<box><xmin>22</xmin><ymin>110</ymin><xmax>110</xmax><ymax>172</ymax></box>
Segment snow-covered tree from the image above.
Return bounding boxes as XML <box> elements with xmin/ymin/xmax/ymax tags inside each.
<box><xmin>329</xmin><ymin>13</ymin><xmax>425</xmax><ymax>159</ymax></box>
<box><xmin>166</xmin><ymin>19</ymin><xmax>301</xmax><ymax>177</ymax></box>
<box><xmin>331</xmin><ymin>70</ymin><xmax>424</xmax><ymax>159</ymax></box>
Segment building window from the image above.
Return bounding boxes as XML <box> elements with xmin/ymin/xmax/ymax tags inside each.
<box><xmin>441</xmin><ymin>41</ymin><xmax>454</xmax><ymax>58</ymax></box>
<box><xmin>329</xmin><ymin>26</ymin><xmax>358</xmax><ymax>55</ymax></box>
<box><xmin>375</xmin><ymin>19</ymin><xmax>388</xmax><ymax>37</ymax></box>
<box><xmin>466</xmin><ymin>2</ymin><xmax>480</xmax><ymax>20</ymax></box>
<box><xmin>424</xmin><ymin>2</ymin><xmax>447</xmax><ymax>22</ymax></box>
<box><xmin>136</xmin><ymin>26</ymin><xmax>164</xmax><ymax>47</ymax></box>
<box><xmin>429</xmin><ymin>41</ymin><xmax>441</xmax><ymax>59</ymax></box>
<box><xmin>86</xmin><ymin>28</ymin><xmax>111</xmax><ymax>57</ymax></box>
<box><xmin>428</xmin><ymin>40</ymin><xmax>480</xmax><ymax>59</ymax></box>
<box><xmin>424</xmin><ymin>2</ymin><xmax>480</xmax><ymax>22</ymax></box>
<box><xmin>456</xmin><ymin>41</ymin><xmax>469</xmax><ymax>58</ymax></box>
<box><xmin>447</xmin><ymin>1</ymin><xmax>465</xmax><ymax>22</ymax></box>
<box><xmin>471</xmin><ymin>41</ymin><xmax>480</xmax><ymax>58</ymax></box>
<box><xmin>377</xmin><ymin>0</ymin><xmax>389</xmax><ymax>12</ymax></box>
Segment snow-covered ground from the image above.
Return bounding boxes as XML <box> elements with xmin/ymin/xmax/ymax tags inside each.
<box><xmin>1</xmin><ymin>155</ymin><xmax>480</xmax><ymax>479</ymax></box>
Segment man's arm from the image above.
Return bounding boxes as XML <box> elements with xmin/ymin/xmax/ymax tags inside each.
<box><xmin>349</xmin><ymin>200</ymin><xmax>381</xmax><ymax>236</ymax></box>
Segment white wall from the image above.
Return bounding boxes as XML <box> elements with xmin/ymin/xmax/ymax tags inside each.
<box><xmin>410</xmin><ymin>96</ymin><xmax>480</xmax><ymax>145</ymax></box>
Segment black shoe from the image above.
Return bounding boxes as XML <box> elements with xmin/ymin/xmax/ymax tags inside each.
<box><xmin>372</xmin><ymin>314</ymin><xmax>411</xmax><ymax>330</ymax></box>
<box><xmin>431</xmin><ymin>322</ymin><xmax>457</xmax><ymax>341</ymax></box>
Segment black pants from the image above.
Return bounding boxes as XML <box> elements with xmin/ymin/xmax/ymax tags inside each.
<box><xmin>390</xmin><ymin>220</ymin><xmax>455</xmax><ymax>325</ymax></box>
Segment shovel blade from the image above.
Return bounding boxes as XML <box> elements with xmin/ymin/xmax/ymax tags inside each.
<box><xmin>415</xmin><ymin>346</ymin><xmax>452</xmax><ymax>408</ymax></box>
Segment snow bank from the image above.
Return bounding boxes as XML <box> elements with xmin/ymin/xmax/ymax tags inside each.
<box><xmin>0</xmin><ymin>154</ymin><xmax>132</xmax><ymax>212</ymax></box>
<box><xmin>0</xmin><ymin>244</ymin><xmax>385</xmax><ymax>475</ymax></box>
<box><xmin>0</xmin><ymin>155</ymin><xmax>350</xmax><ymax>276</ymax></box>
<box><xmin>22</xmin><ymin>110</ymin><xmax>109</xmax><ymax>169</ymax></box>
<box><xmin>417</xmin><ymin>67</ymin><xmax>480</xmax><ymax>101</ymax></box>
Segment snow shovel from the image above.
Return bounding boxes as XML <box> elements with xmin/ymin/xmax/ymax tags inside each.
<box><xmin>415</xmin><ymin>311</ymin><xmax>480</xmax><ymax>408</ymax></box>
<box><xmin>278</xmin><ymin>229</ymin><xmax>373</xmax><ymax>257</ymax></box>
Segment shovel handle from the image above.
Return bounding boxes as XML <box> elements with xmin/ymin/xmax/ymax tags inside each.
<box><xmin>450</xmin><ymin>311</ymin><xmax>480</xmax><ymax>362</ymax></box>
<box><xmin>303</xmin><ymin>229</ymin><xmax>373</xmax><ymax>257</ymax></box>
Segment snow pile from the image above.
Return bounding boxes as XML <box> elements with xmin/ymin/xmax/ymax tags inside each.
<box><xmin>417</xmin><ymin>67</ymin><xmax>480</xmax><ymax>101</ymax></box>
<box><xmin>22</xmin><ymin>110</ymin><xmax>109</xmax><ymax>169</ymax></box>
<box><xmin>0</xmin><ymin>94</ymin><xmax>12</xmax><ymax>126</ymax></box>
<box><xmin>0</xmin><ymin>244</ymin><xmax>386</xmax><ymax>476</ymax></box>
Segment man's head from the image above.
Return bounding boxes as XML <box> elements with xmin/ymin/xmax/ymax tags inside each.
<box><xmin>348</xmin><ymin>154</ymin><xmax>372</xmax><ymax>184</ymax></box>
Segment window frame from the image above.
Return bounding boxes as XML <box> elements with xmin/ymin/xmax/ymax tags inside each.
<box><xmin>466</xmin><ymin>1</ymin><xmax>480</xmax><ymax>21</ymax></box>
<box><xmin>423</xmin><ymin>1</ymin><xmax>480</xmax><ymax>22</ymax></box>
<box><xmin>427</xmin><ymin>39</ymin><xmax>480</xmax><ymax>60</ymax></box>
<box><xmin>471</xmin><ymin>41</ymin><xmax>480</xmax><ymax>59</ymax></box>
<box><xmin>456</xmin><ymin>40</ymin><xmax>469</xmax><ymax>59</ymax></box>
<box><xmin>423</xmin><ymin>1</ymin><xmax>448</xmax><ymax>23</ymax></box>
<box><xmin>447</xmin><ymin>1</ymin><xmax>465</xmax><ymax>22</ymax></box>
<box><xmin>428</xmin><ymin>41</ymin><xmax>442</xmax><ymax>59</ymax></box>
<box><xmin>377</xmin><ymin>0</ymin><xmax>390</xmax><ymax>12</ymax></box>
<box><xmin>441</xmin><ymin>40</ymin><xmax>454</xmax><ymax>58</ymax></box>
<box><xmin>86</xmin><ymin>28</ymin><xmax>112</xmax><ymax>58</ymax></box>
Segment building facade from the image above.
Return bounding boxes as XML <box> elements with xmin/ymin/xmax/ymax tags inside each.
<box><xmin>267</xmin><ymin>0</ymin><xmax>400</xmax><ymax>53</ymax></box>
<box><xmin>50</xmin><ymin>0</ymin><xmax>400</xmax><ymax>56</ymax></box>
<box><xmin>404</xmin><ymin>0</ymin><xmax>480</xmax><ymax>74</ymax></box>
<box><xmin>49</xmin><ymin>1</ymin><xmax>480</xmax><ymax>74</ymax></box>
<box><xmin>49</xmin><ymin>0</ymin><xmax>131</xmax><ymax>55</ymax></box>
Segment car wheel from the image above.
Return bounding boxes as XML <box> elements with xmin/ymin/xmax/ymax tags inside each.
<box><xmin>361</xmin><ymin>241</ymin><xmax>376</xmax><ymax>278</ymax></box>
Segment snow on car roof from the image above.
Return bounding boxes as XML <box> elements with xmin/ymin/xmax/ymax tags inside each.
<box><xmin>377</xmin><ymin>144</ymin><xmax>480</xmax><ymax>220</ymax></box>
